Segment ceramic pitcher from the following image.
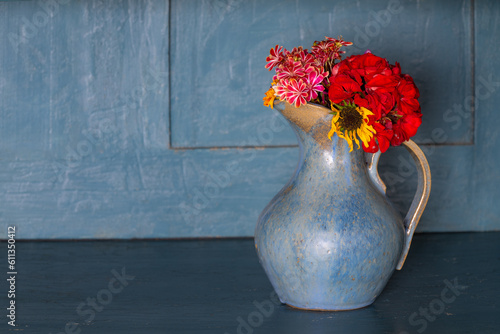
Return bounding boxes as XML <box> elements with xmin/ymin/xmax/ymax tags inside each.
<box><xmin>254</xmin><ymin>101</ymin><xmax>431</xmax><ymax>310</ymax></box>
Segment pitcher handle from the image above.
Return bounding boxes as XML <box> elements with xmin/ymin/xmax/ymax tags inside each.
<box><xmin>397</xmin><ymin>140</ymin><xmax>432</xmax><ymax>269</ymax></box>
<box><xmin>366</xmin><ymin>140</ymin><xmax>431</xmax><ymax>270</ymax></box>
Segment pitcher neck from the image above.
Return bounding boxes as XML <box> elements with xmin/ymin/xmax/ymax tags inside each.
<box><xmin>297</xmin><ymin>131</ymin><xmax>369</xmax><ymax>186</ymax></box>
<box><xmin>275</xmin><ymin>101</ymin><xmax>369</xmax><ymax>181</ymax></box>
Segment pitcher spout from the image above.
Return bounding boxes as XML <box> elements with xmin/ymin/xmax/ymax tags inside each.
<box><xmin>274</xmin><ymin>101</ymin><xmax>332</xmax><ymax>149</ymax></box>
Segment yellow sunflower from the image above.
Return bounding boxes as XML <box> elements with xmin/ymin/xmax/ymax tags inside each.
<box><xmin>328</xmin><ymin>102</ymin><xmax>376</xmax><ymax>152</ymax></box>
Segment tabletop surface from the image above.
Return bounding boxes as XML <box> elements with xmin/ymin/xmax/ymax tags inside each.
<box><xmin>1</xmin><ymin>232</ymin><xmax>499</xmax><ymax>334</ymax></box>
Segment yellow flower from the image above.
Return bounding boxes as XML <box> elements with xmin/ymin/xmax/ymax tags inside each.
<box><xmin>263</xmin><ymin>87</ymin><xmax>276</xmax><ymax>109</ymax></box>
<box><xmin>328</xmin><ymin>102</ymin><xmax>376</xmax><ymax>152</ymax></box>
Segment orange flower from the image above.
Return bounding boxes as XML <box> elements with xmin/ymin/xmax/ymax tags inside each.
<box><xmin>263</xmin><ymin>87</ymin><xmax>276</xmax><ymax>109</ymax></box>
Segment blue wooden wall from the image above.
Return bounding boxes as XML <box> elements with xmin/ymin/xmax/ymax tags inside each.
<box><xmin>0</xmin><ymin>0</ymin><xmax>498</xmax><ymax>239</ymax></box>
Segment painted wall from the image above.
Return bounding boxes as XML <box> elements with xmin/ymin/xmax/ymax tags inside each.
<box><xmin>0</xmin><ymin>0</ymin><xmax>498</xmax><ymax>239</ymax></box>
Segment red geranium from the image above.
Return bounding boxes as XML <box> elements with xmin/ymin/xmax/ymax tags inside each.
<box><xmin>328</xmin><ymin>72</ymin><xmax>362</xmax><ymax>104</ymax></box>
<box><xmin>397</xmin><ymin>74</ymin><xmax>420</xmax><ymax>114</ymax></box>
<box><xmin>347</xmin><ymin>53</ymin><xmax>392</xmax><ymax>81</ymax></box>
<box><xmin>328</xmin><ymin>51</ymin><xmax>422</xmax><ymax>152</ymax></box>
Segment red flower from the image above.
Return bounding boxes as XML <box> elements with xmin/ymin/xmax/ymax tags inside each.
<box><xmin>390</xmin><ymin>113</ymin><xmax>422</xmax><ymax>146</ymax></box>
<box><xmin>328</xmin><ymin>72</ymin><xmax>362</xmax><ymax>104</ymax></box>
<box><xmin>391</xmin><ymin>62</ymin><xmax>401</xmax><ymax>75</ymax></box>
<box><xmin>365</xmin><ymin>74</ymin><xmax>400</xmax><ymax>94</ymax></box>
<box><xmin>378</xmin><ymin>92</ymin><xmax>396</xmax><ymax>115</ymax></box>
<box><xmin>362</xmin><ymin>137</ymin><xmax>379</xmax><ymax>153</ymax></box>
<box><xmin>327</xmin><ymin>52</ymin><xmax>422</xmax><ymax>152</ymax></box>
<box><xmin>354</xmin><ymin>92</ymin><xmax>395</xmax><ymax>120</ymax></box>
<box><xmin>330</xmin><ymin>59</ymin><xmax>351</xmax><ymax>77</ymax></box>
<box><xmin>363</xmin><ymin>122</ymin><xmax>394</xmax><ymax>153</ymax></box>
<box><xmin>347</xmin><ymin>53</ymin><xmax>392</xmax><ymax>81</ymax></box>
<box><xmin>390</xmin><ymin>122</ymin><xmax>408</xmax><ymax>146</ymax></box>
<box><xmin>397</xmin><ymin>75</ymin><xmax>420</xmax><ymax>114</ymax></box>
<box><xmin>400</xmin><ymin>112</ymin><xmax>422</xmax><ymax>138</ymax></box>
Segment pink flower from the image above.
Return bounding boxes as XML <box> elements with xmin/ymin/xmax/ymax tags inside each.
<box><xmin>275</xmin><ymin>61</ymin><xmax>306</xmax><ymax>81</ymax></box>
<box><xmin>265</xmin><ymin>37</ymin><xmax>352</xmax><ymax>109</ymax></box>
<box><xmin>298</xmin><ymin>52</ymin><xmax>316</xmax><ymax>65</ymax></box>
<box><xmin>265</xmin><ymin>45</ymin><xmax>284</xmax><ymax>71</ymax></box>
<box><xmin>275</xmin><ymin>79</ymin><xmax>309</xmax><ymax>108</ymax></box>
<box><xmin>285</xmin><ymin>80</ymin><xmax>309</xmax><ymax>107</ymax></box>
<box><xmin>305</xmin><ymin>71</ymin><xmax>326</xmax><ymax>100</ymax></box>
<box><xmin>311</xmin><ymin>40</ymin><xmax>338</xmax><ymax>63</ymax></box>
<box><xmin>326</xmin><ymin>37</ymin><xmax>353</xmax><ymax>47</ymax></box>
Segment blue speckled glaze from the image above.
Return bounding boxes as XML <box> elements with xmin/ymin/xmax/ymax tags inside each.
<box><xmin>255</xmin><ymin>103</ymin><xmax>404</xmax><ymax>311</ymax></box>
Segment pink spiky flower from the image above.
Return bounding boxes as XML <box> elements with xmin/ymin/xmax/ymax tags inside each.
<box><xmin>311</xmin><ymin>40</ymin><xmax>336</xmax><ymax>63</ymax></box>
<box><xmin>265</xmin><ymin>45</ymin><xmax>284</xmax><ymax>71</ymax></box>
<box><xmin>326</xmin><ymin>37</ymin><xmax>353</xmax><ymax>47</ymax></box>
<box><xmin>274</xmin><ymin>79</ymin><xmax>309</xmax><ymax>108</ymax></box>
<box><xmin>305</xmin><ymin>71</ymin><xmax>327</xmax><ymax>100</ymax></box>
<box><xmin>275</xmin><ymin>61</ymin><xmax>306</xmax><ymax>81</ymax></box>
<box><xmin>264</xmin><ymin>36</ymin><xmax>352</xmax><ymax>109</ymax></box>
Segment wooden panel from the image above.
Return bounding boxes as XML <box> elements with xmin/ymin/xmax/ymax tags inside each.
<box><xmin>171</xmin><ymin>0</ymin><xmax>473</xmax><ymax>148</ymax></box>
<box><xmin>0</xmin><ymin>148</ymin><xmax>297</xmax><ymax>238</ymax></box>
<box><xmin>0</xmin><ymin>0</ymin><xmax>170</xmax><ymax>162</ymax></box>
<box><xmin>169</xmin><ymin>0</ymin><xmax>296</xmax><ymax>148</ymax></box>
<box><xmin>0</xmin><ymin>144</ymin><xmax>490</xmax><ymax>239</ymax></box>
<box><xmin>473</xmin><ymin>0</ymin><xmax>500</xmax><ymax>229</ymax></box>
<box><xmin>380</xmin><ymin>145</ymin><xmax>477</xmax><ymax>232</ymax></box>
<box><xmin>0</xmin><ymin>0</ymin><xmax>498</xmax><ymax>239</ymax></box>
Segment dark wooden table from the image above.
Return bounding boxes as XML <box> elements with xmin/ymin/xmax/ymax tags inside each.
<box><xmin>1</xmin><ymin>232</ymin><xmax>499</xmax><ymax>334</ymax></box>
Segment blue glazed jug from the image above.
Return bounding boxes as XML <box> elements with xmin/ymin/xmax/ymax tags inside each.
<box><xmin>255</xmin><ymin>101</ymin><xmax>431</xmax><ymax>311</ymax></box>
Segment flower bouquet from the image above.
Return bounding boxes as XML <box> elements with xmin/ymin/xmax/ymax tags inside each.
<box><xmin>263</xmin><ymin>37</ymin><xmax>422</xmax><ymax>153</ymax></box>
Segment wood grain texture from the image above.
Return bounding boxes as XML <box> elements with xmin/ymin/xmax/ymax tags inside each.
<box><xmin>0</xmin><ymin>0</ymin><xmax>498</xmax><ymax>239</ymax></box>
<box><xmin>0</xmin><ymin>142</ymin><xmax>493</xmax><ymax>238</ymax></box>
<box><xmin>0</xmin><ymin>0</ymin><xmax>170</xmax><ymax>161</ymax></box>
<box><xmin>0</xmin><ymin>233</ymin><xmax>498</xmax><ymax>333</ymax></box>
<box><xmin>0</xmin><ymin>146</ymin><xmax>300</xmax><ymax>238</ymax></box>
<box><xmin>474</xmin><ymin>0</ymin><xmax>500</xmax><ymax>230</ymax></box>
